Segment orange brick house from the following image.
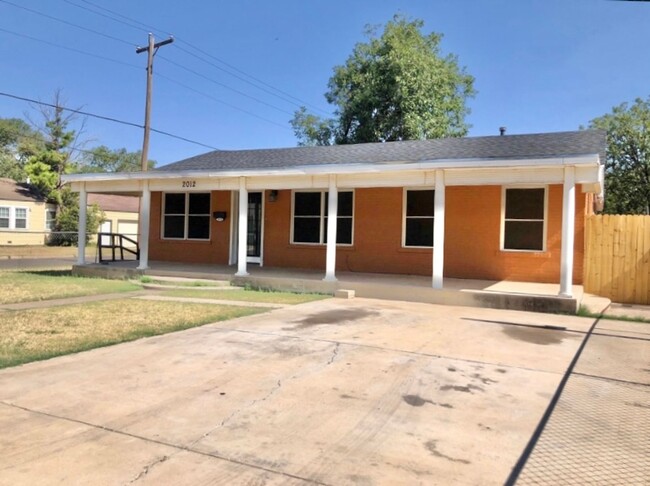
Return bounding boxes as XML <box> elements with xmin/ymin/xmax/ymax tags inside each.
<box><xmin>62</xmin><ymin>130</ymin><xmax>605</xmax><ymax>298</ymax></box>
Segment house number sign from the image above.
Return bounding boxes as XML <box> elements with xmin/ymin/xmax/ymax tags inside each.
<box><xmin>181</xmin><ymin>180</ymin><xmax>197</xmax><ymax>188</ymax></box>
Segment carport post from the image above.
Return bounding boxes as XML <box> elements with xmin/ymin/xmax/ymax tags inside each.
<box><xmin>77</xmin><ymin>184</ymin><xmax>87</xmax><ymax>265</ymax></box>
<box><xmin>136</xmin><ymin>181</ymin><xmax>150</xmax><ymax>270</ymax></box>
<box><xmin>559</xmin><ymin>166</ymin><xmax>575</xmax><ymax>297</ymax></box>
<box><xmin>235</xmin><ymin>177</ymin><xmax>249</xmax><ymax>276</ymax></box>
<box><xmin>432</xmin><ymin>170</ymin><xmax>445</xmax><ymax>289</ymax></box>
<box><xmin>323</xmin><ymin>175</ymin><xmax>338</xmax><ymax>282</ymax></box>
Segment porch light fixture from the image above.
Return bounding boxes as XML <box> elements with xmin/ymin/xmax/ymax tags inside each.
<box><xmin>269</xmin><ymin>190</ymin><xmax>278</xmax><ymax>202</ymax></box>
<box><xmin>213</xmin><ymin>211</ymin><xmax>227</xmax><ymax>222</ymax></box>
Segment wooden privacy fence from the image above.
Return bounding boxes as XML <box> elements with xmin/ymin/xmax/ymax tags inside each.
<box><xmin>584</xmin><ymin>214</ymin><xmax>650</xmax><ymax>304</ymax></box>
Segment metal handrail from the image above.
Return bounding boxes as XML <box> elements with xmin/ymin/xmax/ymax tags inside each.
<box><xmin>97</xmin><ymin>232</ymin><xmax>140</xmax><ymax>263</ymax></box>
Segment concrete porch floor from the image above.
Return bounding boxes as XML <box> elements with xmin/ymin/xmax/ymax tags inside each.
<box><xmin>73</xmin><ymin>260</ymin><xmax>610</xmax><ymax>314</ymax></box>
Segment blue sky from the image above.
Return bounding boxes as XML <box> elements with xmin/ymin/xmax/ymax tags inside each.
<box><xmin>0</xmin><ymin>0</ymin><xmax>648</xmax><ymax>167</ymax></box>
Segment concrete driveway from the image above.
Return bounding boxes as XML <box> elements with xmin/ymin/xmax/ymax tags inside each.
<box><xmin>0</xmin><ymin>298</ymin><xmax>597</xmax><ymax>485</ymax></box>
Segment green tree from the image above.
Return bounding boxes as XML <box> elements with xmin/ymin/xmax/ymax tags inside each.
<box><xmin>52</xmin><ymin>189</ymin><xmax>104</xmax><ymax>246</ymax></box>
<box><xmin>78</xmin><ymin>145</ymin><xmax>155</xmax><ymax>173</ymax></box>
<box><xmin>0</xmin><ymin>118</ymin><xmax>44</xmax><ymax>181</ymax></box>
<box><xmin>589</xmin><ymin>97</ymin><xmax>650</xmax><ymax>214</ymax></box>
<box><xmin>24</xmin><ymin>92</ymin><xmax>78</xmax><ymax>204</ymax></box>
<box><xmin>291</xmin><ymin>15</ymin><xmax>476</xmax><ymax>146</ymax></box>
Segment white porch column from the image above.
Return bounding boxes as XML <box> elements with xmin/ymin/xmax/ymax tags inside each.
<box><xmin>432</xmin><ymin>170</ymin><xmax>446</xmax><ymax>289</ymax></box>
<box><xmin>235</xmin><ymin>177</ymin><xmax>249</xmax><ymax>276</ymax></box>
<box><xmin>559</xmin><ymin>167</ymin><xmax>576</xmax><ymax>297</ymax></box>
<box><xmin>77</xmin><ymin>184</ymin><xmax>87</xmax><ymax>265</ymax></box>
<box><xmin>137</xmin><ymin>181</ymin><xmax>151</xmax><ymax>270</ymax></box>
<box><xmin>323</xmin><ymin>175</ymin><xmax>338</xmax><ymax>282</ymax></box>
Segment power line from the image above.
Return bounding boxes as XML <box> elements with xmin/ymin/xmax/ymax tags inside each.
<box><xmin>0</xmin><ymin>27</ymin><xmax>141</xmax><ymax>70</ymax></box>
<box><xmin>156</xmin><ymin>74</ymin><xmax>290</xmax><ymax>130</ymax></box>
<box><xmin>0</xmin><ymin>27</ymin><xmax>291</xmax><ymax>131</ymax></box>
<box><xmin>157</xmin><ymin>55</ymin><xmax>295</xmax><ymax>116</ymax></box>
<box><xmin>0</xmin><ymin>91</ymin><xmax>219</xmax><ymax>150</ymax></box>
<box><xmin>63</xmin><ymin>0</ymin><xmax>333</xmax><ymax>116</ymax></box>
<box><xmin>0</xmin><ymin>0</ymin><xmax>136</xmax><ymax>47</ymax></box>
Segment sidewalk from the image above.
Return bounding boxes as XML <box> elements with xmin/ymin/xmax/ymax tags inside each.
<box><xmin>515</xmin><ymin>317</ymin><xmax>650</xmax><ymax>484</ymax></box>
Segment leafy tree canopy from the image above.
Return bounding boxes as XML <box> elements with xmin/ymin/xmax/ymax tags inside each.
<box><xmin>0</xmin><ymin>118</ymin><xmax>45</xmax><ymax>181</ymax></box>
<box><xmin>77</xmin><ymin>145</ymin><xmax>155</xmax><ymax>173</ymax></box>
<box><xmin>291</xmin><ymin>15</ymin><xmax>476</xmax><ymax>146</ymax></box>
<box><xmin>589</xmin><ymin>96</ymin><xmax>650</xmax><ymax>214</ymax></box>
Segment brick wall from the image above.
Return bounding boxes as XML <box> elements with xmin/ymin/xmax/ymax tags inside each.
<box><xmin>147</xmin><ymin>185</ymin><xmax>588</xmax><ymax>284</ymax></box>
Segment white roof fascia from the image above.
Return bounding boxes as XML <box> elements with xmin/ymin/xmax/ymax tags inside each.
<box><xmin>61</xmin><ymin>153</ymin><xmax>601</xmax><ymax>184</ymax></box>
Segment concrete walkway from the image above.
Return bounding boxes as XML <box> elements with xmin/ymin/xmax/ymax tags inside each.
<box><xmin>0</xmin><ymin>290</ymin><xmax>153</xmax><ymax>311</ymax></box>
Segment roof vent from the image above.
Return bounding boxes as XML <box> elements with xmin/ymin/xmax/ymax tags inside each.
<box><xmin>499</xmin><ymin>127</ymin><xmax>506</xmax><ymax>136</ymax></box>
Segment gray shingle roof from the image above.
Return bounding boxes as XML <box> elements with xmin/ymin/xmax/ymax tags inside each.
<box><xmin>0</xmin><ymin>178</ymin><xmax>45</xmax><ymax>202</ymax></box>
<box><xmin>158</xmin><ymin>130</ymin><xmax>606</xmax><ymax>172</ymax></box>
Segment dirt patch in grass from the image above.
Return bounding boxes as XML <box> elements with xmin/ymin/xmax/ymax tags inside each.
<box><xmin>0</xmin><ymin>270</ymin><xmax>141</xmax><ymax>304</ymax></box>
<box><xmin>161</xmin><ymin>288</ymin><xmax>329</xmax><ymax>305</ymax></box>
<box><xmin>0</xmin><ymin>299</ymin><xmax>268</xmax><ymax>369</ymax></box>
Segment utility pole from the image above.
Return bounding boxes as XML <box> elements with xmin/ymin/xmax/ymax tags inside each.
<box><xmin>136</xmin><ymin>33</ymin><xmax>174</xmax><ymax>171</ymax></box>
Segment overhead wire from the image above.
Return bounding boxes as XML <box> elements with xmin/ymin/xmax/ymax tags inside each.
<box><xmin>0</xmin><ymin>0</ymin><xmax>137</xmax><ymax>47</ymax></box>
<box><xmin>65</xmin><ymin>0</ymin><xmax>333</xmax><ymax>116</ymax></box>
<box><xmin>0</xmin><ymin>27</ymin><xmax>141</xmax><ymax>70</ymax></box>
<box><xmin>0</xmin><ymin>27</ymin><xmax>292</xmax><ymax>131</ymax></box>
<box><xmin>0</xmin><ymin>91</ymin><xmax>220</xmax><ymax>150</ymax></box>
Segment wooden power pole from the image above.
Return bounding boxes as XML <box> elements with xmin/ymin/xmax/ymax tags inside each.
<box><xmin>136</xmin><ymin>33</ymin><xmax>174</xmax><ymax>171</ymax></box>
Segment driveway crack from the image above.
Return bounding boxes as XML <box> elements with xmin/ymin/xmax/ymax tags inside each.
<box><xmin>186</xmin><ymin>378</ymin><xmax>284</xmax><ymax>450</ymax></box>
<box><xmin>126</xmin><ymin>454</ymin><xmax>170</xmax><ymax>484</ymax></box>
<box><xmin>326</xmin><ymin>343</ymin><xmax>340</xmax><ymax>365</ymax></box>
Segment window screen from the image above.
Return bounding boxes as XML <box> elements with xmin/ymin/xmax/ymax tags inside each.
<box><xmin>404</xmin><ymin>190</ymin><xmax>434</xmax><ymax>247</ymax></box>
<box><xmin>503</xmin><ymin>188</ymin><xmax>545</xmax><ymax>251</ymax></box>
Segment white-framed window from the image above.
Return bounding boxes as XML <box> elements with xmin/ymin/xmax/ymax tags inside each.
<box><xmin>45</xmin><ymin>207</ymin><xmax>57</xmax><ymax>231</ymax></box>
<box><xmin>403</xmin><ymin>189</ymin><xmax>435</xmax><ymax>248</ymax></box>
<box><xmin>162</xmin><ymin>192</ymin><xmax>211</xmax><ymax>240</ymax></box>
<box><xmin>501</xmin><ymin>187</ymin><xmax>547</xmax><ymax>252</ymax></box>
<box><xmin>291</xmin><ymin>190</ymin><xmax>354</xmax><ymax>245</ymax></box>
<box><xmin>0</xmin><ymin>206</ymin><xmax>29</xmax><ymax>230</ymax></box>
<box><xmin>0</xmin><ymin>207</ymin><xmax>9</xmax><ymax>229</ymax></box>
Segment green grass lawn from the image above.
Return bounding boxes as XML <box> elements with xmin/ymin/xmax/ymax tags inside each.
<box><xmin>0</xmin><ymin>270</ymin><xmax>141</xmax><ymax>304</ymax></box>
<box><xmin>0</xmin><ymin>299</ymin><xmax>268</xmax><ymax>369</ymax></box>
<box><xmin>160</xmin><ymin>288</ymin><xmax>329</xmax><ymax>305</ymax></box>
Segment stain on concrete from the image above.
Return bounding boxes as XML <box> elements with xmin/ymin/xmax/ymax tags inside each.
<box><xmin>424</xmin><ymin>440</ymin><xmax>471</xmax><ymax>464</ymax></box>
<box><xmin>496</xmin><ymin>368</ymin><xmax>508</xmax><ymax>374</ymax></box>
<box><xmin>471</xmin><ymin>373</ymin><xmax>498</xmax><ymax>385</ymax></box>
<box><xmin>439</xmin><ymin>384</ymin><xmax>484</xmax><ymax>394</ymax></box>
<box><xmin>402</xmin><ymin>394</ymin><xmax>453</xmax><ymax>408</ymax></box>
<box><xmin>294</xmin><ymin>308</ymin><xmax>379</xmax><ymax>328</ymax></box>
<box><xmin>447</xmin><ymin>366</ymin><xmax>457</xmax><ymax>372</ymax></box>
<box><xmin>502</xmin><ymin>326</ymin><xmax>566</xmax><ymax>345</ymax></box>
<box><xmin>403</xmin><ymin>394</ymin><xmax>429</xmax><ymax>407</ymax></box>
<box><xmin>478</xmin><ymin>423</ymin><xmax>492</xmax><ymax>431</ymax></box>
<box><xmin>340</xmin><ymin>394</ymin><xmax>357</xmax><ymax>400</ymax></box>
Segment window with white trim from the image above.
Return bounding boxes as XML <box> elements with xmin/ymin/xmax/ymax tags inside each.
<box><xmin>292</xmin><ymin>191</ymin><xmax>353</xmax><ymax>245</ymax></box>
<box><xmin>0</xmin><ymin>207</ymin><xmax>9</xmax><ymax>229</ymax></box>
<box><xmin>502</xmin><ymin>187</ymin><xmax>546</xmax><ymax>251</ymax></box>
<box><xmin>0</xmin><ymin>206</ymin><xmax>28</xmax><ymax>230</ymax></box>
<box><xmin>45</xmin><ymin>208</ymin><xmax>57</xmax><ymax>231</ymax></box>
<box><xmin>162</xmin><ymin>193</ymin><xmax>211</xmax><ymax>240</ymax></box>
<box><xmin>404</xmin><ymin>189</ymin><xmax>434</xmax><ymax>247</ymax></box>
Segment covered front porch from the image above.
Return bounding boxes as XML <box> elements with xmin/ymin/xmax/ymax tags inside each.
<box><xmin>71</xmin><ymin>260</ymin><xmax>608</xmax><ymax>314</ymax></box>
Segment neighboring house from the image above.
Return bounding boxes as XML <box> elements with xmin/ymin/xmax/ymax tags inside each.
<box><xmin>62</xmin><ymin>130</ymin><xmax>606</xmax><ymax>297</ymax></box>
<box><xmin>88</xmin><ymin>193</ymin><xmax>140</xmax><ymax>242</ymax></box>
<box><xmin>0</xmin><ymin>178</ymin><xmax>139</xmax><ymax>246</ymax></box>
<box><xmin>0</xmin><ymin>178</ymin><xmax>56</xmax><ymax>245</ymax></box>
